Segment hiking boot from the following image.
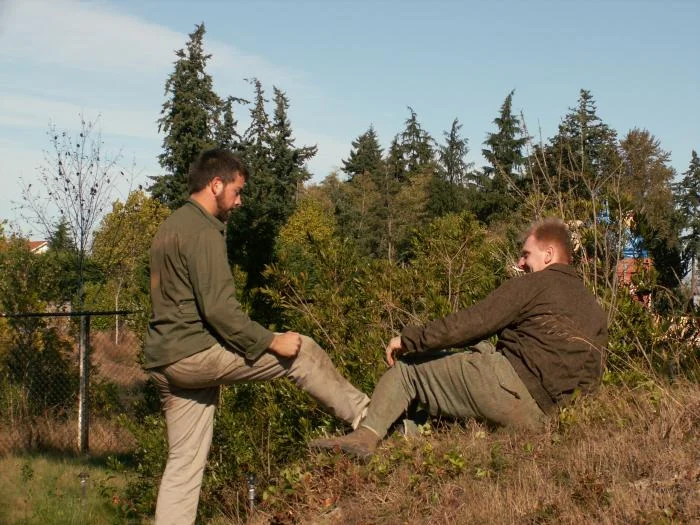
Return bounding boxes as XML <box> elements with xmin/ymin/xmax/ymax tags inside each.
<box><xmin>308</xmin><ymin>426</ymin><xmax>380</xmax><ymax>460</ymax></box>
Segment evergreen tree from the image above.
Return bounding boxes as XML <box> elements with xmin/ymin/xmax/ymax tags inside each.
<box><xmin>228</xmin><ymin>78</ymin><xmax>272</xmax><ymax>291</ymax></box>
<box><xmin>428</xmin><ymin>118</ymin><xmax>472</xmax><ymax>217</ymax></box>
<box><xmin>482</xmin><ymin>90</ymin><xmax>527</xmax><ymax>179</ymax></box>
<box><xmin>269</xmin><ymin>86</ymin><xmax>317</xmax><ymax>207</ymax></box>
<box><xmin>480</xmin><ymin>90</ymin><xmax>529</xmax><ymax>221</ymax></box>
<box><xmin>241</xmin><ymin>78</ymin><xmax>272</xmax><ymax>178</ymax></box>
<box><xmin>546</xmin><ymin>89</ymin><xmax>620</xmax><ymax>197</ymax></box>
<box><xmin>615</xmin><ymin>130</ymin><xmax>684</xmax><ymax>294</ymax></box>
<box><xmin>380</xmin><ymin>111</ymin><xmax>435</xmax><ymax>259</ymax></box>
<box><xmin>322</xmin><ymin>171</ymin><xmax>384</xmax><ymax>258</ymax></box>
<box><xmin>342</xmin><ymin>126</ymin><xmax>384</xmax><ymax>183</ymax></box>
<box><xmin>440</xmin><ymin>118</ymin><xmax>471</xmax><ymax>186</ymax></box>
<box><xmin>47</xmin><ymin>217</ymin><xmax>76</xmax><ymax>252</ymax></box>
<box><xmin>216</xmin><ymin>95</ymin><xmax>246</xmax><ymax>151</ymax></box>
<box><xmin>400</xmin><ymin>107</ymin><xmax>435</xmax><ymax>176</ymax></box>
<box><xmin>674</xmin><ymin>150</ymin><xmax>700</xmax><ymax>301</ymax></box>
<box><xmin>43</xmin><ymin>218</ymin><xmax>80</xmax><ymax>305</ymax></box>
<box><xmin>151</xmin><ymin>23</ymin><xmax>221</xmax><ymax>209</ymax></box>
<box><xmin>228</xmin><ymin>82</ymin><xmax>317</xmax><ymax>303</ymax></box>
<box><xmin>385</xmin><ymin>135</ymin><xmax>406</xmax><ymax>183</ymax></box>
<box><xmin>619</xmin><ymin>129</ymin><xmax>676</xmax><ymax>239</ymax></box>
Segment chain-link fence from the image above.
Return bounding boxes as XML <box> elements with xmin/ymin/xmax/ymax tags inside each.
<box><xmin>0</xmin><ymin>310</ymin><xmax>148</xmax><ymax>457</ymax></box>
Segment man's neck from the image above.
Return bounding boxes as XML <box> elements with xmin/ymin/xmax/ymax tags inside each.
<box><xmin>190</xmin><ymin>192</ymin><xmax>216</xmax><ymax>216</ymax></box>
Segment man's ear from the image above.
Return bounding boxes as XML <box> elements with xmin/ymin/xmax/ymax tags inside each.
<box><xmin>211</xmin><ymin>177</ymin><xmax>223</xmax><ymax>196</ymax></box>
<box><xmin>544</xmin><ymin>245</ymin><xmax>554</xmax><ymax>264</ymax></box>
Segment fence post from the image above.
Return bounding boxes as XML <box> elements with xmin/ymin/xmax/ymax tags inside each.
<box><xmin>78</xmin><ymin>314</ymin><xmax>90</xmax><ymax>454</ymax></box>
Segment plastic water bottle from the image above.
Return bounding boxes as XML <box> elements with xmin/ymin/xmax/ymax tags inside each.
<box><xmin>247</xmin><ymin>473</ymin><xmax>256</xmax><ymax>511</ymax></box>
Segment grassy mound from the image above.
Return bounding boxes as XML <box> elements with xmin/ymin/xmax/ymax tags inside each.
<box><xmin>243</xmin><ymin>381</ymin><xmax>699</xmax><ymax>525</ymax></box>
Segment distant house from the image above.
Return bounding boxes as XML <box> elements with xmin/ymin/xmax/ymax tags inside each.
<box><xmin>28</xmin><ymin>240</ymin><xmax>49</xmax><ymax>254</ymax></box>
<box><xmin>615</xmin><ymin>218</ymin><xmax>653</xmax><ymax>307</ymax></box>
<box><xmin>615</xmin><ymin>257</ymin><xmax>653</xmax><ymax>285</ymax></box>
<box><xmin>616</xmin><ymin>257</ymin><xmax>653</xmax><ymax>308</ymax></box>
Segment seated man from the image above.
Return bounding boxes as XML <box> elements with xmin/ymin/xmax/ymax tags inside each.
<box><xmin>144</xmin><ymin>148</ymin><xmax>369</xmax><ymax>524</ymax></box>
<box><xmin>310</xmin><ymin>218</ymin><xmax>607</xmax><ymax>459</ymax></box>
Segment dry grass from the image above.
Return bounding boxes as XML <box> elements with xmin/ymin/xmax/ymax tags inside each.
<box><xmin>244</xmin><ymin>381</ymin><xmax>699</xmax><ymax>525</ymax></box>
<box><xmin>0</xmin><ymin>414</ymin><xmax>138</xmax><ymax>456</ymax></box>
<box><xmin>90</xmin><ymin>329</ymin><xmax>147</xmax><ymax>390</ymax></box>
<box><xmin>0</xmin><ymin>329</ymin><xmax>145</xmax><ymax>457</ymax></box>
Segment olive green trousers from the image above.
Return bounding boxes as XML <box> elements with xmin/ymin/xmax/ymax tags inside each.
<box><xmin>362</xmin><ymin>342</ymin><xmax>546</xmax><ymax>439</ymax></box>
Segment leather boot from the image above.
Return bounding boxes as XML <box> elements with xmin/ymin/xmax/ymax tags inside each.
<box><xmin>308</xmin><ymin>426</ymin><xmax>380</xmax><ymax>460</ymax></box>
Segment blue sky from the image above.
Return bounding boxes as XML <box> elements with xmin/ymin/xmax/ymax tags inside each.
<box><xmin>1</xmin><ymin>0</ymin><xmax>698</xmax><ymax>236</ymax></box>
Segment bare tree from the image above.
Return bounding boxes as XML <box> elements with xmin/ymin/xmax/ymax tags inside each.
<box><xmin>20</xmin><ymin>115</ymin><xmax>124</xmax><ymax>308</ymax></box>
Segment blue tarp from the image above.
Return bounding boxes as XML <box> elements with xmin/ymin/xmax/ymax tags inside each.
<box><xmin>622</xmin><ymin>235</ymin><xmax>649</xmax><ymax>259</ymax></box>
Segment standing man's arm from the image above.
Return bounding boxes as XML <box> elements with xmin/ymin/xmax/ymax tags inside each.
<box><xmin>188</xmin><ymin>229</ymin><xmax>299</xmax><ymax>359</ymax></box>
<box><xmin>268</xmin><ymin>332</ymin><xmax>302</xmax><ymax>357</ymax></box>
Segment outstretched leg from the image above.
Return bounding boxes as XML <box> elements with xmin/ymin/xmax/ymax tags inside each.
<box><xmin>161</xmin><ymin>337</ymin><xmax>370</xmax><ymax>427</ymax></box>
<box><xmin>311</xmin><ymin>346</ymin><xmax>546</xmax><ymax>458</ymax></box>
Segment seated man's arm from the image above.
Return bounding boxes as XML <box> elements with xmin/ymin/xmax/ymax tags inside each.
<box><xmin>400</xmin><ymin>278</ymin><xmax>530</xmax><ymax>354</ymax></box>
<box><xmin>385</xmin><ymin>336</ymin><xmax>405</xmax><ymax>366</ymax></box>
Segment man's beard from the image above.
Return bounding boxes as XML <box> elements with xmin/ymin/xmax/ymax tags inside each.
<box><xmin>215</xmin><ymin>193</ymin><xmax>232</xmax><ymax>223</ymax></box>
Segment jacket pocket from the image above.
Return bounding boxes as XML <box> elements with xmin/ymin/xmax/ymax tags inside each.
<box><xmin>492</xmin><ymin>353</ymin><xmax>522</xmax><ymax>400</ymax></box>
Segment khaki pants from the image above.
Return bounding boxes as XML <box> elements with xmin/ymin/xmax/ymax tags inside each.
<box><xmin>149</xmin><ymin>335</ymin><xmax>369</xmax><ymax>525</ymax></box>
<box><xmin>362</xmin><ymin>342</ymin><xmax>546</xmax><ymax>439</ymax></box>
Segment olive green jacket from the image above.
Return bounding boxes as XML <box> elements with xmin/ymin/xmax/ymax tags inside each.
<box><xmin>144</xmin><ymin>199</ymin><xmax>274</xmax><ymax>369</ymax></box>
<box><xmin>401</xmin><ymin>264</ymin><xmax>608</xmax><ymax>412</ymax></box>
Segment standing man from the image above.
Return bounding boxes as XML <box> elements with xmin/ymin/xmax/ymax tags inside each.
<box><xmin>311</xmin><ymin>218</ymin><xmax>607</xmax><ymax>459</ymax></box>
<box><xmin>144</xmin><ymin>148</ymin><xmax>369</xmax><ymax>524</ymax></box>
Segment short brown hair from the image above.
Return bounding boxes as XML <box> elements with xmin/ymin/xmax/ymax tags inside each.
<box><xmin>525</xmin><ymin>218</ymin><xmax>573</xmax><ymax>262</ymax></box>
<box><xmin>188</xmin><ymin>148</ymin><xmax>248</xmax><ymax>194</ymax></box>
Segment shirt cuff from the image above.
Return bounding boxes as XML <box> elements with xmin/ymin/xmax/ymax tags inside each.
<box><xmin>401</xmin><ymin>326</ymin><xmax>423</xmax><ymax>353</ymax></box>
<box><xmin>244</xmin><ymin>329</ymin><xmax>275</xmax><ymax>361</ymax></box>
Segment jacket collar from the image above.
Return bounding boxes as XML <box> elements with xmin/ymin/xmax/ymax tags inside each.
<box><xmin>186</xmin><ymin>198</ymin><xmax>225</xmax><ymax>233</ymax></box>
<box><xmin>544</xmin><ymin>263</ymin><xmax>577</xmax><ymax>277</ymax></box>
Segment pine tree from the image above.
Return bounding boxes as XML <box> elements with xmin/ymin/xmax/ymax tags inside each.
<box><xmin>151</xmin><ymin>23</ymin><xmax>221</xmax><ymax>209</ymax></box>
<box><xmin>440</xmin><ymin>118</ymin><xmax>471</xmax><ymax>186</ymax></box>
<box><xmin>47</xmin><ymin>218</ymin><xmax>76</xmax><ymax>252</ymax></box>
<box><xmin>334</xmin><ymin>127</ymin><xmax>389</xmax><ymax>258</ymax></box>
<box><xmin>482</xmin><ymin>90</ymin><xmax>527</xmax><ymax>180</ymax></box>
<box><xmin>241</xmin><ymin>78</ymin><xmax>272</xmax><ymax>177</ymax></box>
<box><xmin>228</xmin><ymin>78</ymin><xmax>272</xmax><ymax>290</ymax></box>
<box><xmin>428</xmin><ymin>118</ymin><xmax>472</xmax><ymax>217</ymax></box>
<box><xmin>547</xmin><ymin>89</ymin><xmax>620</xmax><ymax>197</ymax></box>
<box><xmin>618</xmin><ymin>129</ymin><xmax>682</xmax><ymax>292</ymax></box>
<box><xmin>269</xmin><ymin>86</ymin><xmax>317</xmax><ymax>208</ymax></box>
<box><xmin>400</xmin><ymin>107</ymin><xmax>435</xmax><ymax>177</ymax></box>
<box><xmin>674</xmin><ymin>150</ymin><xmax>700</xmax><ymax>302</ymax></box>
<box><xmin>216</xmin><ymin>95</ymin><xmax>246</xmax><ymax>151</ymax></box>
<box><xmin>228</xmin><ymin>82</ymin><xmax>316</xmax><ymax>301</ymax></box>
<box><xmin>481</xmin><ymin>90</ymin><xmax>528</xmax><ymax>221</ymax></box>
<box><xmin>323</xmin><ymin>171</ymin><xmax>384</xmax><ymax>257</ymax></box>
<box><xmin>619</xmin><ymin>129</ymin><xmax>676</xmax><ymax>239</ymax></box>
<box><xmin>342</xmin><ymin>126</ymin><xmax>384</xmax><ymax>183</ymax></box>
<box><xmin>385</xmin><ymin>136</ymin><xmax>406</xmax><ymax>183</ymax></box>
<box><xmin>43</xmin><ymin>218</ymin><xmax>80</xmax><ymax>305</ymax></box>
